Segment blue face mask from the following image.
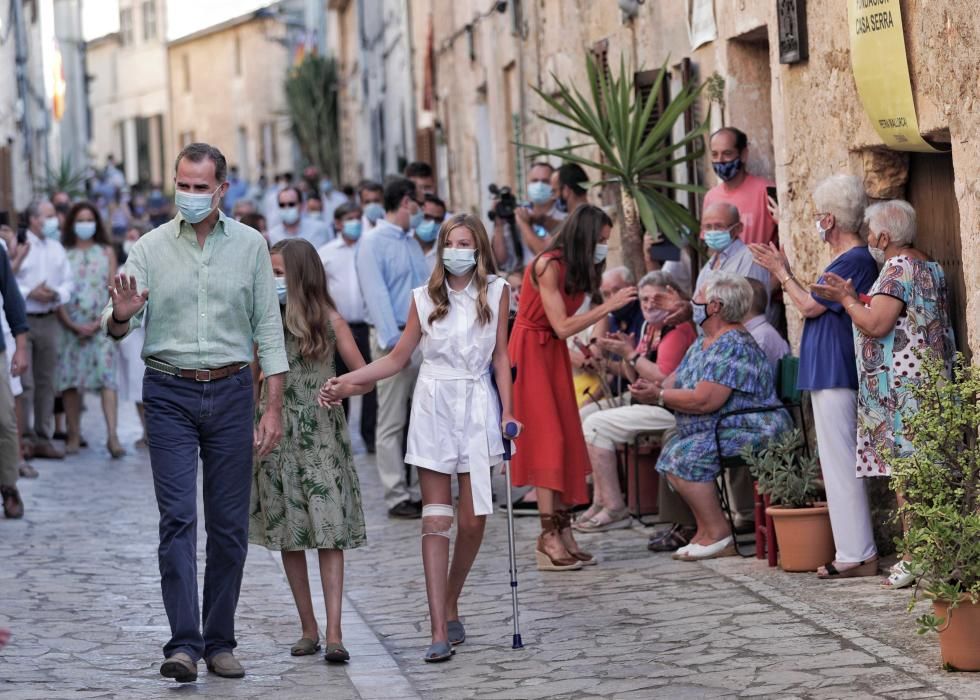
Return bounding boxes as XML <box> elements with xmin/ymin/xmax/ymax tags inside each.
<box><xmin>320</xmin><ymin>179</ymin><xmax>333</xmax><ymax>193</ymax></box>
<box><xmin>415</xmin><ymin>219</ymin><xmax>439</xmax><ymax>243</ymax></box>
<box><xmin>712</xmin><ymin>158</ymin><xmax>742</xmax><ymax>182</ymax></box>
<box><xmin>175</xmin><ymin>186</ymin><xmax>219</xmax><ymax>224</ymax></box>
<box><xmin>275</xmin><ymin>276</ymin><xmax>287</xmax><ymax>305</ymax></box>
<box><xmin>363</xmin><ymin>203</ymin><xmax>385</xmax><ymax>224</ymax></box>
<box><xmin>42</xmin><ymin>217</ymin><xmax>61</xmax><ymax>240</ymax></box>
<box><xmin>443</xmin><ymin>248</ymin><xmax>476</xmax><ymax>276</ymax></box>
<box><xmin>74</xmin><ymin>221</ymin><xmax>97</xmax><ymax>240</ymax></box>
<box><xmin>409</xmin><ymin>207</ymin><xmax>424</xmax><ymax>231</ymax></box>
<box><xmin>527</xmin><ymin>181</ymin><xmax>554</xmax><ymax>205</ymax></box>
<box><xmin>692</xmin><ymin>301</ymin><xmax>708</xmax><ymax>329</ymax></box>
<box><xmin>703</xmin><ymin>229</ymin><xmax>734</xmax><ymax>251</ymax></box>
<box><xmin>342</xmin><ymin>219</ymin><xmax>363</xmax><ymax>240</ymax></box>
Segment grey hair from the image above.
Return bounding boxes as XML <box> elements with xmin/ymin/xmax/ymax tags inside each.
<box><xmin>703</xmin><ymin>272</ymin><xmax>752</xmax><ymax>323</ymax></box>
<box><xmin>812</xmin><ymin>174</ymin><xmax>867</xmax><ymax>234</ymax></box>
<box><xmin>865</xmin><ymin>199</ymin><xmax>916</xmax><ymax>247</ymax></box>
<box><xmin>703</xmin><ymin>201</ymin><xmax>740</xmax><ymax>225</ymax></box>
<box><xmin>603</xmin><ymin>265</ymin><xmax>635</xmax><ymax>285</ymax></box>
<box><xmin>175</xmin><ymin>142</ymin><xmax>227</xmax><ymax>183</ymax></box>
<box><xmin>638</xmin><ymin>270</ymin><xmax>677</xmax><ymax>290</ymax></box>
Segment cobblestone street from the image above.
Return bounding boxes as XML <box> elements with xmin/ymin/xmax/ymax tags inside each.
<box><xmin>1</xmin><ymin>402</ymin><xmax>978</xmax><ymax>699</ymax></box>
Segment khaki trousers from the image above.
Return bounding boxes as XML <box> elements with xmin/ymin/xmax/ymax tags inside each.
<box><xmin>0</xmin><ymin>353</ymin><xmax>18</xmax><ymax>487</ymax></box>
<box><xmin>372</xmin><ymin>335</ymin><xmax>421</xmax><ymax>509</ymax></box>
<box><xmin>19</xmin><ymin>313</ymin><xmax>60</xmax><ymax>446</ymax></box>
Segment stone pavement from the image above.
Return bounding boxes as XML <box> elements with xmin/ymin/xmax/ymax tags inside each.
<box><xmin>2</xmin><ymin>398</ymin><xmax>979</xmax><ymax>699</ymax></box>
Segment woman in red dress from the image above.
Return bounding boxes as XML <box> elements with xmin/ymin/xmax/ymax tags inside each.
<box><xmin>509</xmin><ymin>205</ymin><xmax>637</xmax><ymax>571</ymax></box>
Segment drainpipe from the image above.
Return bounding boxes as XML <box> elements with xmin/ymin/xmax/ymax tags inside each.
<box><xmin>12</xmin><ymin>0</ymin><xmax>35</xmax><ymax>189</ymax></box>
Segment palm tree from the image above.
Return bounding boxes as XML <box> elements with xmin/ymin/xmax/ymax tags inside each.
<box><xmin>284</xmin><ymin>54</ymin><xmax>342</xmax><ymax>181</ymax></box>
<box><xmin>525</xmin><ymin>56</ymin><xmax>707</xmax><ymax>281</ymax></box>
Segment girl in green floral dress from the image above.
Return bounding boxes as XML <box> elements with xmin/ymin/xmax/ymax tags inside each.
<box><xmin>249</xmin><ymin>238</ymin><xmax>372</xmax><ymax>663</ymax></box>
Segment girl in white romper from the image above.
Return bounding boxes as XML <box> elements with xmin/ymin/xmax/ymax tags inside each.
<box><xmin>321</xmin><ymin>213</ymin><xmax>519</xmax><ymax>663</ymax></box>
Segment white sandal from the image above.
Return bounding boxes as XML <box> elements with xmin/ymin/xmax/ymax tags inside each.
<box><xmin>883</xmin><ymin>561</ymin><xmax>918</xmax><ymax>589</ymax></box>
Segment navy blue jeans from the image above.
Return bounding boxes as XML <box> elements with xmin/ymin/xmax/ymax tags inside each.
<box><xmin>143</xmin><ymin>366</ymin><xmax>254</xmax><ymax>662</ymax></box>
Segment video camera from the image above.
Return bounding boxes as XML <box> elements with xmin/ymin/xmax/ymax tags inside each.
<box><xmin>487</xmin><ymin>184</ymin><xmax>518</xmax><ymax>225</ymax></box>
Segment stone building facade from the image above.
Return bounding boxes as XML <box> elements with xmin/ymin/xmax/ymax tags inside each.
<box><xmin>334</xmin><ymin>0</ymin><xmax>979</xmax><ymax>355</ymax></box>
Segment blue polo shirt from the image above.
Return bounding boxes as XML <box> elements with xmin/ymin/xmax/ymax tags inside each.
<box><xmin>797</xmin><ymin>246</ymin><xmax>879</xmax><ymax>391</ymax></box>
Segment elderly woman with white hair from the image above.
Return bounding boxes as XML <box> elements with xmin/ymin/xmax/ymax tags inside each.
<box><xmin>749</xmin><ymin>174</ymin><xmax>881</xmax><ymax>580</ymax></box>
<box><xmin>813</xmin><ymin>198</ymin><xmax>955</xmax><ymax>588</ymax></box>
<box><xmin>648</xmin><ymin>273</ymin><xmax>791</xmax><ymax>561</ymax></box>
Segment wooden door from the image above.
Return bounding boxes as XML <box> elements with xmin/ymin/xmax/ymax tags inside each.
<box><xmin>906</xmin><ymin>152</ymin><xmax>968</xmax><ymax>356</ymax></box>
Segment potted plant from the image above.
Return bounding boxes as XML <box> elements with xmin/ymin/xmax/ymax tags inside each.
<box><xmin>890</xmin><ymin>353</ymin><xmax>980</xmax><ymax>672</ymax></box>
<box><xmin>742</xmin><ymin>429</ymin><xmax>835</xmax><ymax>572</ymax></box>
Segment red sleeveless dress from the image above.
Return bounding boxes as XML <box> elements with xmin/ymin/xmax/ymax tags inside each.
<box><xmin>508</xmin><ymin>253</ymin><xmax>590</xmax><ymax>505</ymax></box>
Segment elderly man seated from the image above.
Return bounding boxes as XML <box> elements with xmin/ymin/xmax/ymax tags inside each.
<box><xmin>649</xmin><ymin>273</ymin><xmax>791</xmax><ymax>560</ymax></box>
<box><xmin>573</xmin><ymin>271</ymin><xmax>697</xmax><ymax>532</ymax></box>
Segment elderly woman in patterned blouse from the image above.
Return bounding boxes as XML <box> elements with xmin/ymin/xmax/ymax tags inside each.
<box><xmin>812</xmin><ymin>199</ymin><xmax>955</xmax><ymax>589</ymax></box>
<box><xmin>640</xmin><ymin>272</ymin><xmax>791</xmax><ymax>561</ymax></box>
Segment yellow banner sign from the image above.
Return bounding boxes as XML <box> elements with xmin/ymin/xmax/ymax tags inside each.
<box><xmin>848</xmin><ymin>0</ymin><xmax>941</xmax><ymax>153</ymax></box>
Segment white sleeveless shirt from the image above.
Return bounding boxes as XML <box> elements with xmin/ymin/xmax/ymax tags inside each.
<box><xmin>405</xmin><ymin>276</ymin><xmax>507</xmax><ymax>516</ymax></box>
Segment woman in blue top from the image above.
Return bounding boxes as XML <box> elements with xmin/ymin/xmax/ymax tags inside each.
<box><xmin>647</xmin><ymin>273</ymin><xmax>791</xmax><ymax>561</ymax></box>
<box><xmin>750</xmin><ymin>175</ymin><xmax>880</xmax><ymax>580</ymax></box>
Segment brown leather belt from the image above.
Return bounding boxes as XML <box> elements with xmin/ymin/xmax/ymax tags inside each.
<box><xmin>145</xmin><ymin>357</ymin><xmax>248</xmax><ymax>382</ymax></box>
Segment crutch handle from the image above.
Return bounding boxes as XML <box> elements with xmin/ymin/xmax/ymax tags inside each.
<box><xmin>503</xmin><ymin>422</ymin><xmax>520</xmax><ymax>438</ymax></box>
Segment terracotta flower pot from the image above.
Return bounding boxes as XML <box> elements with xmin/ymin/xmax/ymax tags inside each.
<box><xmin>765</xmin><ymin>502</ymin><xmax>835</xmax><ymax>573</ymax></box>
<box><xmin>933</xmin><ymin>597</ymin><xmax>980</xmax><ymax>671</ymax></box>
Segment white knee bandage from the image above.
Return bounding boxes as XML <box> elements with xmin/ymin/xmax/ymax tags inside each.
<box><xmin>421</xmin><ymin>503</ymin><xmax>455</xmax><ymax>539</ymax></box>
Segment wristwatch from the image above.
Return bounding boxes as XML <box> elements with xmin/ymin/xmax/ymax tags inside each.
<box><xmin>657</xmin><ymin>389</ymin><xmax>666</xmax><ymax>407</ymax></box>
<box><xmin>628</xmin><ymin>352</ymin><xmax>642</xmax><ymax>368</ymax></box>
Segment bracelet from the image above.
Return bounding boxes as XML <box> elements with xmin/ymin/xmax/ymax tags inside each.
<box><xmin>846</xmin><ymin>301</ymin><xmax>859</xmax><ymax>310</ymax></box>
<box><xmin>110</xmin><ymin>310</ymin><xmax>129</xmax><ymax>325</ymax></box>
<box><xmin>657</xmin><ymin>389</ymin><xmax>666</xmax><ymax>408</ymax></box>
<box><xmin>781</xmin><ymin>274</ymin><xmax>795</xmax><ymax>286</ymax></box>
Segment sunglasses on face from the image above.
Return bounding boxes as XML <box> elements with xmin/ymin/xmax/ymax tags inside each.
<box><xmin>279</xmin><ymin>202</ymin><xmax>299</xmax><ymax>209</ymax></box>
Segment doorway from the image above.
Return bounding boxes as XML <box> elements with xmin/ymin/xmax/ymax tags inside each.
<box><xmin>906</xmin><ymin>152</ymin><xmax>969</xmax><ymax>357</ymax></box>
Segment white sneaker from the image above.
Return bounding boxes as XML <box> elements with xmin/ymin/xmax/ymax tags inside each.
<box><xmin>676</xmin><ymin>536</ymin><xmax>736</xmax><ymax>561</ymax></box>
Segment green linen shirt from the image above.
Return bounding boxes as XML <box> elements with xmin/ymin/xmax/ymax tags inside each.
<box><xmin>101</xmin><ymin>211</ymin><xmax>288</xmax><ymax>377</ymax></box>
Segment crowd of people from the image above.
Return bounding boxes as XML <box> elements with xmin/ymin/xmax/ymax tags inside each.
<box><xmin>0</xmin><ymin>126</ymin><xmax>958</xmax><ymax>681</ymax></box>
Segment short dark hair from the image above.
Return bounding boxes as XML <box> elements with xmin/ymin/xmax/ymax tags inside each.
<box><xmin>404</xmin><ymin>161</ymin><xmax>433</xmax><ymax>179</ymax></box>
<box><xmin>710</xmin><ymin>127</ymin><xmax>748</xmax><ymax>151</ymax></box>
<box><xmin>529</xmin><ymin>161</ymin><xmax>555</xmax><ymax>175</ymax></box>
<box><xmin>746</xmin><ymin>277</ymin><xmax>769</xmax><ymax>316</ymax></box>
<box><xmin>383</xmin><ymin>176</ymin><xmax>418</xmax><ymax>213</ymax></box>
<box><xmin>240</xmin><ymin>212</ymin><xmax>266</xmax><ymax>232</ymax></box>
<box><xmin>423</xmin><ymin>193</ymin><xmax>446</xmax><ymax>211</ymax></box>
<box><xmin>358</xmin><ymin>179</ymin><xmax>383</xmax><ymax>197</ymax></box>
<box><xmin>175</xmin><ymin>142</ymin><xmax>227</xmax><ymax>182</ymax></box>
<box><xmin>558</xmin><ymin>163</ymin><xmax>588</xmax><ymax>196</ymax></box>
<box><xmin>333</xmin><ymin>202</ymin><xmax>362</xmax><ymax>222</ymax></box>
<box><xmin>277</xmin><ymin>186</ymin><xmax>304</xmax><ymax>205</ymax></box>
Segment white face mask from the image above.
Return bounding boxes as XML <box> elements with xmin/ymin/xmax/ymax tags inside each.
<box><xmin>443</xmin><ymin>248</ymin><xmax>477</xmax><ymax>276</ymax></box>
<box><xmin>816</xmin><ymin>217</ymin><xmax>831</xmax><ymax>242</ymax></box>
<box><xmin>868</xmin><ymin>231</ymin><xmax>888</xmax><ymax>265</ymax></box>
<box><xmin>593</xmin><ymin>243</ymin><xmax>609</xmax><ymax>264</ymax></box>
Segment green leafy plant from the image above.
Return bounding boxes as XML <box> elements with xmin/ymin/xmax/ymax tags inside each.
<box><xmin>37</xmin><ymin>156</ymin><xmax>87</xmax><ymax>198</ymax></box>
<box><xmin>741</xmin><ymin>429</ymin><xmax>823</xmax><ymax>508</ymax></box>
<box><xmin>522</xmin><ymin>55</ymin><xmax>707</xmax><ymax>281</ymax></box>
<box><xmin>890</xmin><ymin>352</ymin><xmax>980</xmax><ymax>634</ymax></box>
<box><xmin>284</xmin><ymin>54</ymin><xmax>341</xmax><ymax>181</ymax></box>
<box><xmin>705</xmin><ymin>71</ymin><xmax>726</xmax><ymax>125</ymax></box>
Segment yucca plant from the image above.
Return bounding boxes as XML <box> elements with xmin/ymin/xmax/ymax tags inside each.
<box><xmin>524</xmin><ymin>55</ymin><xmax>707</xmax><ymax>280</ymax></box>
<box><xmin>284</xmin><ymin>54</ymin><xmax>341</xmax><ymax>181</ymax></box>
<box><xmin>37</xmin><ymin>156</ymin><xmax>87</xmax><ymax>198</ymax></box>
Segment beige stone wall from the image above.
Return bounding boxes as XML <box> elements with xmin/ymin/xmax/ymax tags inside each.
<box><xmin>167</xmin><ymin>17</ymin><xmax>294</xmax><ymax>181</ymax></box>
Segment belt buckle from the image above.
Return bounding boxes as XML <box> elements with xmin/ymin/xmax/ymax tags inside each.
<box><xmin>194</xmin><ymin>369</ymin><xmax>212</xmax><ymax>382</ymax></box>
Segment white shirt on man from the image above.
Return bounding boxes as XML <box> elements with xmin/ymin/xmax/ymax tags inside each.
<box><xmin>318</xmin><ymin>237</ymin><xmax>367</xmax><ymax>323</ymax></box>
<box><xmin>268</xmin><ymin>216</ymin><xmax>334</xmax><ymax>249</ymax></box>
<box><xmin>16</xmin><ymin>232</ymin><xmax>74</xmax><ymax>314</ymax></box>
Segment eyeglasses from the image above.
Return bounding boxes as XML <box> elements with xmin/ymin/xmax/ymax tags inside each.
<box><xmin>278</xmin><ymin>202</ymin><xmax>299</xmax><ymax>209</ymax></box>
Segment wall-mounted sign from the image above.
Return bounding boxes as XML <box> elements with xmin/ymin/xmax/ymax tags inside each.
<box><xmin>848</xmin><ymin>0</ymin><xmax>943</xmax><ymax>152</ymax></box>
<box><xmin>777</xmin><ymin>0</ymin><xmax>808</xmax><ymax>64</ymax></box>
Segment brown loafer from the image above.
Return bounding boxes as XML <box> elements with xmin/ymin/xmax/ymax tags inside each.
<box><xmin>160</xmin><ymin>652</ymin><xmax>197</xmax><ymax>683</ymax></box>
<box><xmin>2</xmin><ymin>486</ymin><xmax>23</xmax><ymax>519</ymax></box>
<box><xmin>206</xmin><ymin>651</ymin><xmax>244</xmax><ymax>678</ymax></box>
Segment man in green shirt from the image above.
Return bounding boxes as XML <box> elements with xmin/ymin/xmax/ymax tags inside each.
<box><xmin>103</xmin><ymin>143</ymin><xmax>287</xmax><ymax>684</ymax></box>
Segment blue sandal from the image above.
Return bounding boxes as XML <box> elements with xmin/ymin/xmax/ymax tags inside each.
<box><xmin>424</xmin><ymin>641</ymin><xmax>455</xmax><ymax>663</ymax></box>
<box><xmin>447</xmin><ymin>620</ymin><xmax>465</xmax><ymax>646</ymax></box>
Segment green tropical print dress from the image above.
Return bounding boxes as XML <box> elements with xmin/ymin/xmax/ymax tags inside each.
<box><xmin>249</xmin><ymin>321</ymin><xmax>366</xmax><ymax>551</ymax></box>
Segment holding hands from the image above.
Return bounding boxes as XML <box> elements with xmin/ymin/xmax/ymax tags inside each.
<box><xmin>318</xmin><ymin>376</ymin><xmax>353</xmax><ymax>407</ymax></box>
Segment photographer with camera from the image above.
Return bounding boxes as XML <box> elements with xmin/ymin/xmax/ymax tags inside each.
<box><xmin>490</xmin><ymin>162</ymin><xmax>564</xmax><ymax>272</ymax></box>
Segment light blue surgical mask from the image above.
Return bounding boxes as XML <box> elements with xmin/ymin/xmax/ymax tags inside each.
<box><xmin>74</xmin><ymin>221</ymin><xmax>97</xmax><ymax>240</ymax></box>
<box><xmin>527</xmin><ymin>181</ymin><xmax>553</xmax><ymax>205</ymax></box>
<box><xmin>415</xmin><ymin>219</ymin><xmax>439</xmax><ymax>243</ymax></box>
<box><xmin>443</xmin><ymin>248</ymin><xmax>477</xmax><ymax>277</ymax></box>
<box><xmin>275</xmin><ymin>276</ymin><xmax>287</xmax><ymax>305</ymax></box>
<box><xmin>320</xmin><ymin>179</ymin><xmax>333</xmax><ymax>193</ymax></box>
<box><xmin>703</xmin><ymin>228</ymin><xmax>734</xmax><ymax>251</ymax></box>
<box><xmin>692</xmin><ymin>301</ymin><xmax>707</xmax><ymax>329</ymax></box>
<box><xmin>363</xmin><ymin>203</ymin><xmax>385</xmax><ymax>224</ymax></box>
<box><xmin>409</xmin><ymin>207</ymin><xmax>424</xmax><ymax>231</ymax></box>
<box><xmin>593</xmin><ymin>243</ymin><xmax>608</xmax><ymax>264</ymax></box>
<box><xmin>280</xmin><ymin>206</ymin><xmax>300</xmax><ymax>225</ymax></box>
<box><xmin>42</xmin><ymin>217</ymin><xmax>61</xmax><ymax>240</ymax></box>
<box><xmin>175</xmin><ymin>186</ymin><xmax>220</xmax><ymax>224</ymax></box>
<box><xmin>342</xmin><ymin>219</ymin><xmax>363</xmax><ymax>240</ymax></box>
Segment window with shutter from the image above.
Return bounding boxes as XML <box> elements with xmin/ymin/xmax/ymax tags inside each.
<box><xmin>635</xmin><ymin>68</ymin><xmax>672</xmax><ymax>194</ymax></box>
